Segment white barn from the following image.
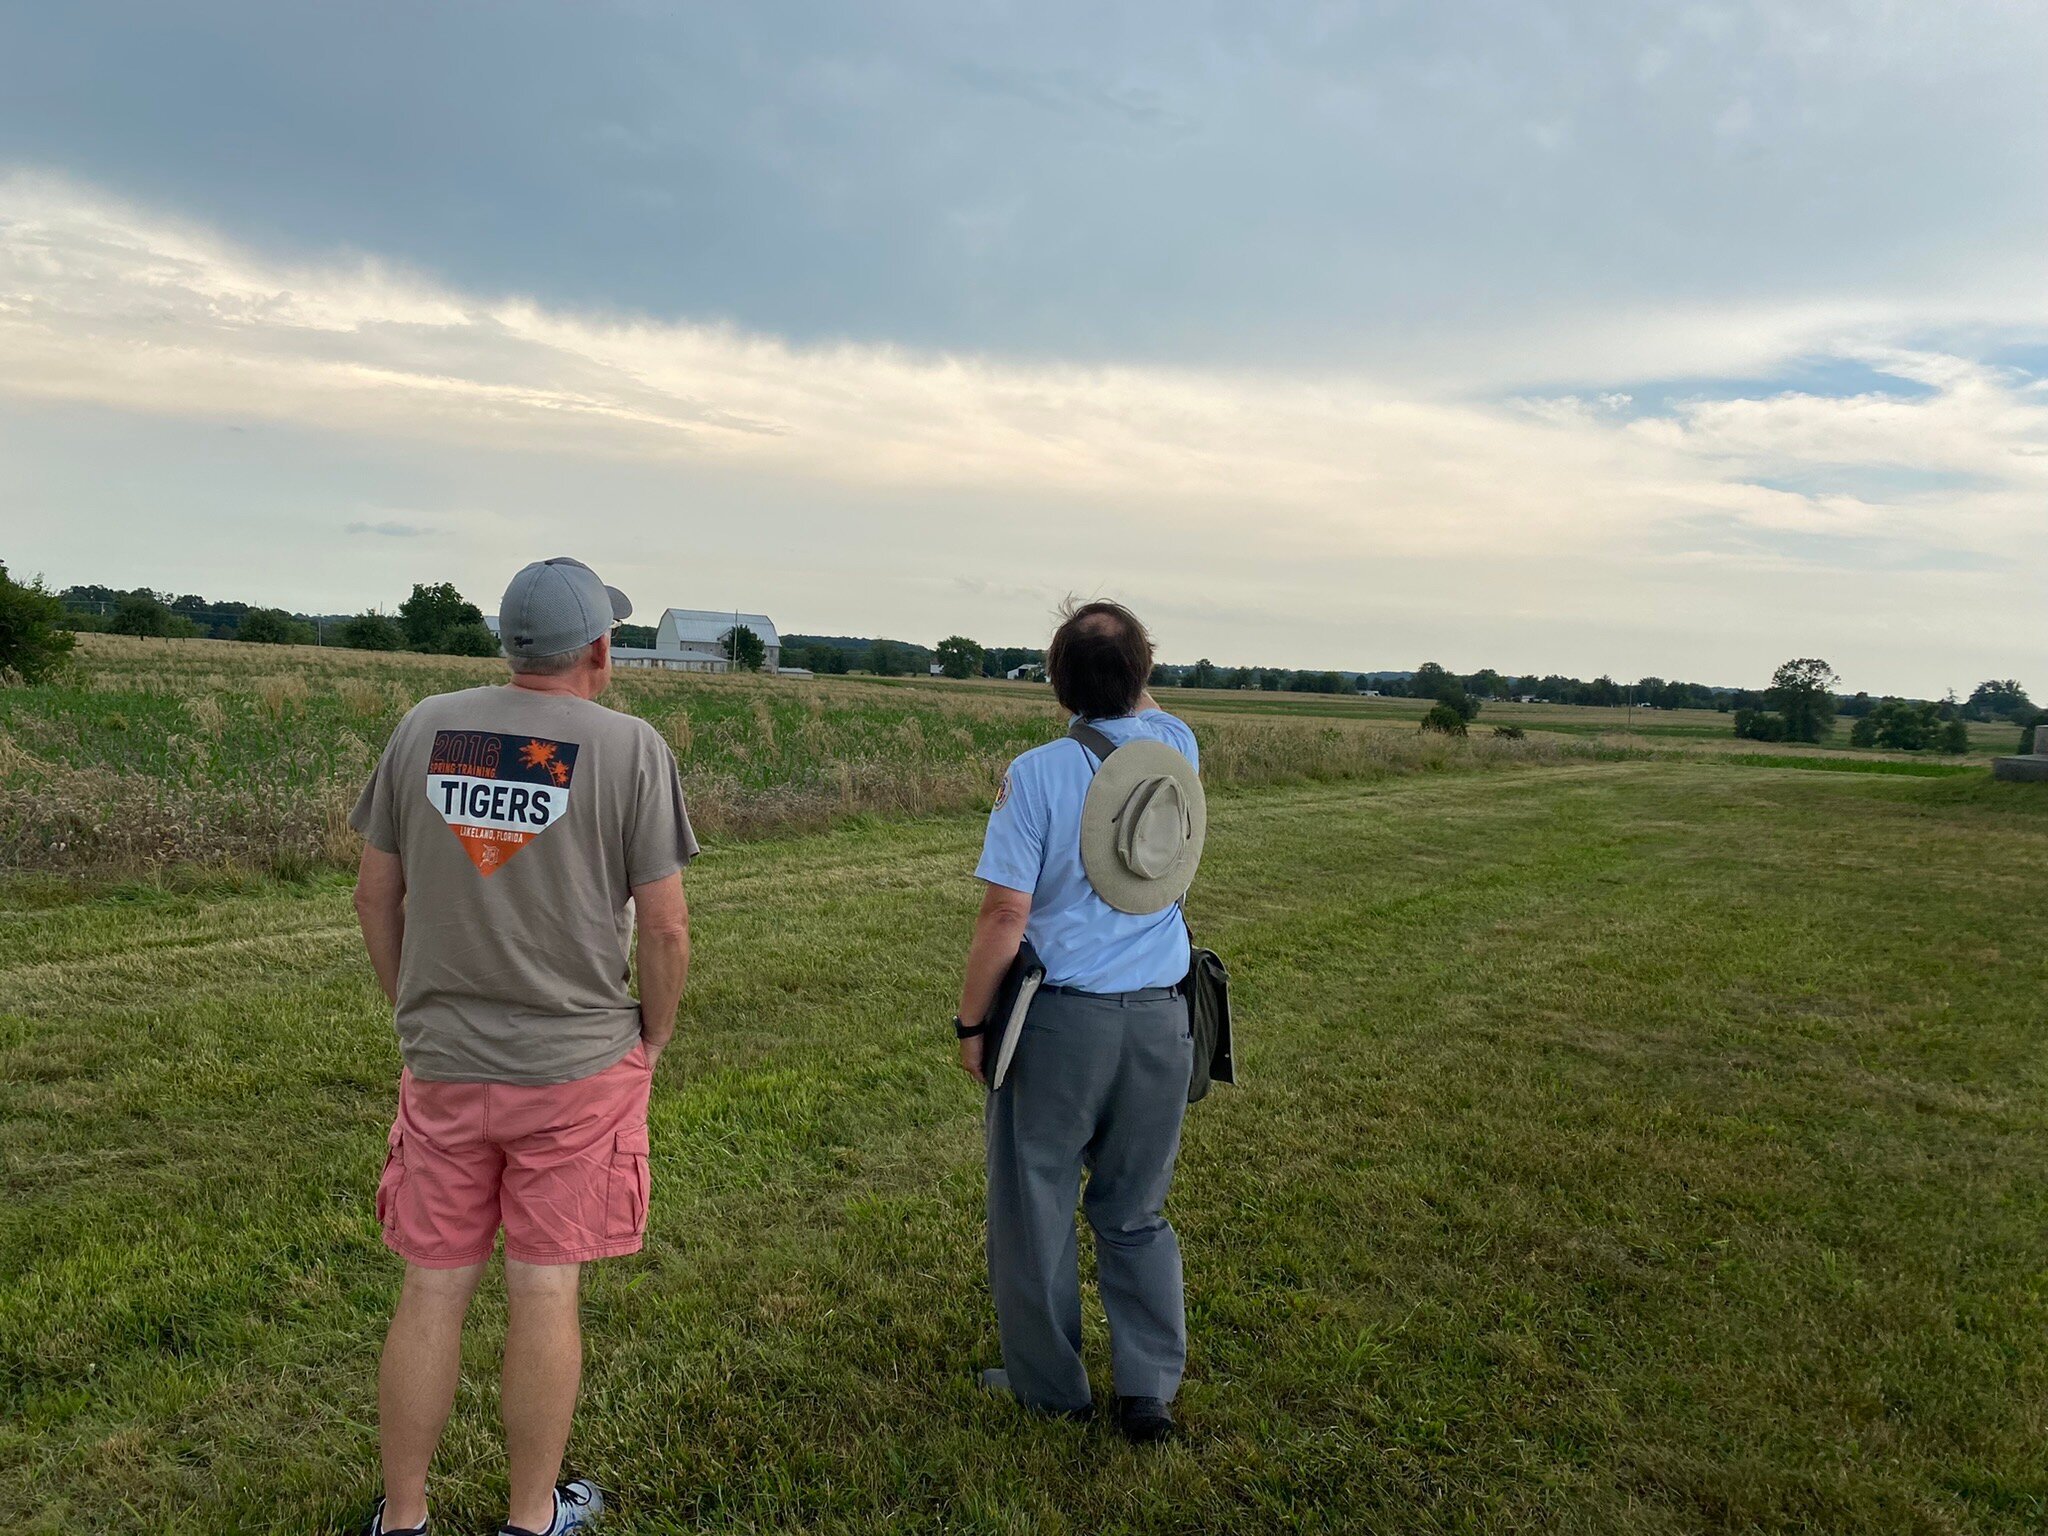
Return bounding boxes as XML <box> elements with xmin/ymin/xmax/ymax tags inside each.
<box><xmin>611</xmin><ymin>608</ymin><xmax>782</xmax><ymax>673</ymax></box>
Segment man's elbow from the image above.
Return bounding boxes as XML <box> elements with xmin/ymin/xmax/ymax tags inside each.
<box><xmin>640</xmin><ymin>918</ymin><xmax>690</xmax><ymax>946</ymax></box>
<box><xmin>982</xmin><ymin>898</ymin><xmax>1031</xmax><ymax>937</ymax></box>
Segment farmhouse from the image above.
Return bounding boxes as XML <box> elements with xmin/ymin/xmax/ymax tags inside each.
<box><xmin>613</xmin><ymin>608</ymin><xmax>783</xmax><ymax>673</ymax></box>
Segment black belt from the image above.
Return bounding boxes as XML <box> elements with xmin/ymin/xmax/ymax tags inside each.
<box><xmin>1039</xmin><ymin>983</ymin><xmax>1183</xmax><ymax>1005</ymax></box>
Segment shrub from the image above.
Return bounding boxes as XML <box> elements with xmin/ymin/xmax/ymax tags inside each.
<box><xmin>0</xmin><ymin>564</ymin><xmax>76</xmax><ymax>683</ymax></box>
<box><xmin>1492</xmin><ymin>725</ymin><xmax>1525</xmax><ymax>740</ymax></box>
<box><xmin>438</xmin><ymin>622</ymin><xmax>501</xmax><ymax>658</ymax></box>
<box><xmin>1939</xmin><ymin>718</ymin><xmax>1970</xmax><ymax>755</ymax></box>
<box><xmin>340</xmin><ymin>613</ymin><xmax>405</xmax><ymax>651</ymax></box>
<box><xmin>2022</xmin><ymin>721</ymin><xmax>2039</xmax><ymax>755</ymax></box>
<box><xmin>1436</xmin><ymin>685</ymin><xmax>1480</xmax><ymax>722</ymax></box>
<box><xmin>1863</xmin><ymin>698</ymin><xmax>1944</xmax><ymax>751</ymax></box>
<box><xmin>1420</xmin><ymin>703</ymin><xmax>1468</xmax><ymax>737</ymax></box>
<box><xmin>238</xmin><ymin>607</ymin><xmax>312</xmax><ymax>645</ymax></box>
<box><xmin>1733</xmin><ymin>708</ymin><xmax>1788</xmax><ymax>742</ymax></box>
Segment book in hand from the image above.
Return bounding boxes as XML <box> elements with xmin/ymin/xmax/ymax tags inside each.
<box><xmin>985</xmin><ymin>938</ymin><xmax>1046</xmax><ymax>1092</ymax></box>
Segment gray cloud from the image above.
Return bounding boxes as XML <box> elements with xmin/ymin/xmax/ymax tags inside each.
<box><xmin>345</xmin><ymin>519</ymin><xmax>433</xmax><ymax>539</ymax></box>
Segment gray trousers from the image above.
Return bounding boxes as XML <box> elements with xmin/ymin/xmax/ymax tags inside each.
<box><xmin>985</xmin><ymin>987</ymin><xmax>1194</xmax><ymax>1412</ymax></box>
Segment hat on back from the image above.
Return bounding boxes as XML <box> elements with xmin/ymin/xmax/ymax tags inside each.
<box><xmin>1072</xmin><ymin>726</ymin><xmax>1207</xmax><ymax>914</ymax></box>
<box><xmin>499</xmin><ymin>558</ymin><xmax>632</xmax><ymax>658</ymax></box>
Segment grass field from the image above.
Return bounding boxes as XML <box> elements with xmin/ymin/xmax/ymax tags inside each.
<box><xmin>7</xmin><ymin>754</ymin><xmax>2048</xmax><ymax>1534</ymax></box>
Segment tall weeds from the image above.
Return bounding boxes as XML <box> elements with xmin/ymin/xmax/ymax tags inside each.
<box><xmin>1</xmin><ymin>635</ymin><xmax>1616</xmax><ymax>875</ymax></box>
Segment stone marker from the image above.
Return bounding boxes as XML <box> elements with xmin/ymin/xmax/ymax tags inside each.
<box><xmin>1992</xmin><ymin>725</ymin><xmax>2048</xmax><ymax>783</ymax></box>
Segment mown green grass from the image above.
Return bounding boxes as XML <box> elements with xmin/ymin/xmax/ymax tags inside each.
<box><xmin>1716</xmin><ymin>754</ymin><xmax>1983</xmax><ymax>777</ymax></box>
<box><xmin>6</xmin><ymin>761</ymin><xmax>2047</xmax><ymax>1534</ymax></box>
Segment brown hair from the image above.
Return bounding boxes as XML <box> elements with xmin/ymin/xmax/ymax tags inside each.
<box><xmin>1045</xmin><ymin>599</ymin><xmax>1153</xmax><ymax>720</ymax></box>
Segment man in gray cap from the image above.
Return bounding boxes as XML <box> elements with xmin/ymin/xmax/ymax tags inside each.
<box><xmin>349</xmin><ymin>558</ymin><xmax>699</xmax><ymax>1536</ymax></box>
<box><xmin>955</xmin><ymin>599</ymin><xmax>1205</xmax><ymax>1443</ymax></box>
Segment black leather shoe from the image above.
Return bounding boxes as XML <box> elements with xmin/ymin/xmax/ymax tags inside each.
<box><xmin>1116</xmin><ymin>1396</ymin><xmax>1176</xmax><ymax>1443</ymax></box>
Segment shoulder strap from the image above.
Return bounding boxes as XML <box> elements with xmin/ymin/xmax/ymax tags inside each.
<box><xmin>1067</xmin><ymin>721</ymin><xmax>1120</xmax><ymax>766</ymax></box>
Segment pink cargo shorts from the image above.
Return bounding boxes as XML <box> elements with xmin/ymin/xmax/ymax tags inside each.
<box><xmin>376</xmin><ymin>1042</ymin><xmax>654</xmax><ymax>1268</ymax></box>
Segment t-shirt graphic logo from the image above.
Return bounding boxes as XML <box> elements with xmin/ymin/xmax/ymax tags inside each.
<box><xmin>425</xmin><ymin>730</ymin><xmax>580</xmax><ymax>875</ymax></box>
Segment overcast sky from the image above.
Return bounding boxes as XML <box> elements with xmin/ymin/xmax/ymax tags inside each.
<box><xmin>3</xmin><ymin>1</ymin><xmax>2045</xmax><ymax>694</ymax></box>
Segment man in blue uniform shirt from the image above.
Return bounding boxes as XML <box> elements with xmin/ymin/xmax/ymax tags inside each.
<box><xmin>954</xmin><ymin>599</ymin><xmax>1200</xmax><ymax>1443</ymax></box>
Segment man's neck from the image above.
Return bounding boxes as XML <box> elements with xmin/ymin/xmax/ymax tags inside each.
<box><xmin>506</xmin><ymin>675</ymin><xmax>598</xmax><ymax>702</ymax></box>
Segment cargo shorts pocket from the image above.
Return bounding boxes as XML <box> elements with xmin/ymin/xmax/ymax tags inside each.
<box><xmin>374</xmin><ymin>1126</ymin><xmax>406</xmax><ymax>1229</ymax></box>
<box><xmin>604</xmin><ymin>1124</ymin><xmax>651</xmax><ymax>1238</ymax></box>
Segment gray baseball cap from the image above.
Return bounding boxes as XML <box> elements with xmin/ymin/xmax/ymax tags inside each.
<box><xmin>498</xmin><ymin>558</ymin><xmax>632</xmax><ymax>658</ymax></box>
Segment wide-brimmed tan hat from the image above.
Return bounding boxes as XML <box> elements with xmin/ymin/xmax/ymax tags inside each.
<box><xmin>1078</xmin><ymin>735</ymin><xmax>1207</xmax><ymax>914</ymax></box>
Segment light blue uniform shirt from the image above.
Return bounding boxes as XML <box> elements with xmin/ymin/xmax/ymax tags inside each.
<box><xmin>975</xmin><ymin>709</ymin><xmax>1200</xmax><ymax>994</ymax></box>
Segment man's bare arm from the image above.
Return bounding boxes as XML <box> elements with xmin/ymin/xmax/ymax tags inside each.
<box><xmin>632</xmin><ymin>871</ymin><xmax>691</xmax><ymax>1066</ymax></box>
<box><xmin>955</xmin><ymin>883</ymin><xmax>1032</xmax><ymax>1085</ymax></box>
<box><xmin>352</xmin><ymin>845</ymin><xmax>407</xmax><ymax>1004</ymax></box>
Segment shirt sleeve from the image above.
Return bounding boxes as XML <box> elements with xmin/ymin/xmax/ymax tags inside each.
<box><xmin>626</xmin><ymin>728</ymin><xmax>700</xmax><ymax>887</ymax></box>
<box><xmin>348</xmin><ymin>724</ymin><xmax>404</xmax><ymax>855</ymax></box>
<box><xmin>974</xmin><ymin>755</ymin><xmax>1046</xmax><ymax>894</ymax></box>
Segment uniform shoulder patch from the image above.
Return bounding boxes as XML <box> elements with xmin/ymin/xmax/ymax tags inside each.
<box><xmin>992</xmin><ymin>768</ymin><xmax>1012</xmax><ymax>811</ymax></box>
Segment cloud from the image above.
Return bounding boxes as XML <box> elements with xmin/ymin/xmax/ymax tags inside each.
<box><xmin>2</xmin><ymin>172</ymin><xmax>2045</xmax><ymax>693</ymax></box>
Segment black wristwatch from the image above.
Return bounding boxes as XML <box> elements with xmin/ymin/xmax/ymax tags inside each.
<box><xmin>953</xmin><ymin>1013</ymin><xmax>987</xmax><ymax>1039</ymax></box>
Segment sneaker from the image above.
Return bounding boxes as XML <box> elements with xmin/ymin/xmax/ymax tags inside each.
<box><xmin>498</xmin><ymin>1478</ymin><xmax>604</xmax><ymax>1535</ymax></box>
<box><xmin>361</xmin><ymin>1497</ymin><xmax>428</xmax><ymax>1535</ymax></box>
<box><xmin>1116</xmin><ymin>1396</ymin><xmax>1176</xmax><ymax>1444</ymax></box>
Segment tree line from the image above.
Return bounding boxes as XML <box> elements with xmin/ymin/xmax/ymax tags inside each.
<box><xmin>779</xmin><ymin>635</ymin><xmax>1046</xmax><ymax>679</ymax></box>
<box><xmin>1153</xmin><ymin>658</ymin><xmax>1733</xmax><ymax>711</ymax></box>
<box><xmin>49</xmin><ymin>580</ymin><xmax>500</xmax><ymax>657</ymax></box>
<box><xmin>1731</xmin><ymin>659</ymin><xmax>2037</xmax><ymax>753</ymax></box>
<box><xmin>7</xmin><ymin>571</ymin><xmax>2036</xmax><ymax>758</ymax></box>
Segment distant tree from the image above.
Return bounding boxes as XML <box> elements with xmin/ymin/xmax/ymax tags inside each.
<box><xmin>2020</xmin><ymin>721</ymin><xmax>2039</xmax><ymax>754</ymax></box>
<box><xmin>614</xmin><ymin>622</ymin><xmax>657</xmax><ymax>649</ymax></box>
<box><xmin>1259</xmin><ymin>669</ymin><xmax>1283</xmax><ymax>691</ymax></box>
<box><xmin>1411</xmin><ymin>661</ymin><xmax>1454</xmax><ymax>699</ymax></box>
<box><xmin>935</xmin><ymin>635</ymin><xmax>985</xmax><ymax>680</ymax></box>
<box><xmin>1465</xmin><ymin>668</ymin><xmax>1507</xmax><ymax>700</ymax></box>
<box><xmin>0</xmin><ymin>563</ymin><xmax>75</xmax><ymax>682</ymax></box>
<box><xmin>1849</xmin><ymin>713</ymin><xmax>1879</xmax><ymax>748</ymax></box>
<box><xmin>1187</xmin><ymin>658</ymin><xmax>1221</xmax><ymax>688</ymax></box>
<box><xmin>1764</xmin><ymin>658</ymin><xmax>1838</xmax><ymax>744</ymax></box>
<box><xmin>1419</xmin><ymin>702</ymin><xmax>1468</xmax><ymax>737</ymax></box>
<box><xmin>399</xmin><ymin>582</ymin><xmax>488</xmax><ymax>653</ymax></box>
<box><xmin>1838</xmin><ymin>691</ymin><xmax>1876</xmax><ymax>718</ymax></box>
<box><xmin>1148</xmin><ymin>663</ymin><xmax>1175</xmax><ymax>688</ymax></box>
<box><xmin>109</xmin><ymin>592</ymin><xmax>174</xmax><ymax>637</ymax></box>
<box><xmin>1288</xmin><ymin>670</ymin><xmax>1349</xmax><ymax>694</ymax></box>
<box><xmin>339</xmin><ymin>612</ymin><xmax>405</xmax><ymax>651</ymax></box>
<box><xmin>1939</xmin><ymin>718</ymin><xmax>1971</xmax><ymax>754</ymax></box>
<box><xmin>1966</xmin><ymin>679</ymin><xmax>2030</xmax><ymax>719</ymax></box>
<box><xmin>237</xmin><ymin>607</ymin><xmax>308</xmax><ymax>645</ymax></box>
<box><xmin>722</xmin><ymin>623</ymin><xmax>767</xmax><ymax>672</ymax></box>
<box><xmin>866</xmin><ymin>639</ymin><xmax>910</xmax><ymax>676</ymax></box>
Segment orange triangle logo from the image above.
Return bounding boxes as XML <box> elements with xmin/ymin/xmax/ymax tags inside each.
<box><xmin>450</xmin><ymin>823</ymin><xmax>537</xmax><ymax>876</ymax></box>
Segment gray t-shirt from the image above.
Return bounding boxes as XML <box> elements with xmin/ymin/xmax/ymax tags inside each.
<box><xmin>350</xmin><ymin>685</ymin><xmax>699</xmax><ymax>1085</ymax></box>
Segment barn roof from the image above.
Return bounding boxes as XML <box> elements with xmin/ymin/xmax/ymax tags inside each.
<box><xmin>659</xmin><ymin>608</ymin><xmax>780</xmax><ymax>648</ymax></box>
